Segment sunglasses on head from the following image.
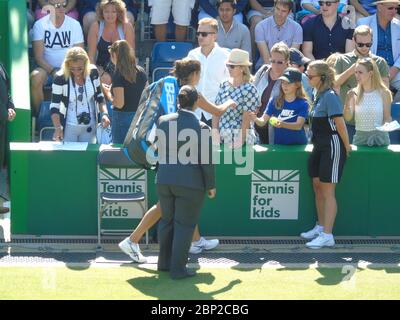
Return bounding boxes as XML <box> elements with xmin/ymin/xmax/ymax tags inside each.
<box><xmin>356</xmin><ymin>42</ymin><xmax>372</xmax><ymax>48</ymax></box>
<box><xmin>318</xmin><ymin>1</ymin><xmax>338</xmax><ymax>6</ymax></box>
<box><xmin>270</xmin><ymin>59</ymin><xmax>286</xmax><ymax>65</ymax></box>
<box><xmin>51</xmin><ymin>1</ymin><xmax>68</xmax><ymax>8</ymax></box>
<box><xmin>196</xmin><ymin>31</ymin><xmax>216</xmax><ymax>37</ymax></box>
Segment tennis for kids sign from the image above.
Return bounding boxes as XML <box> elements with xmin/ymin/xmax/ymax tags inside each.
<box><xmin>98</xmin><ymin>168</ymin><xmax>146</xmax><ymax>219</ymax></box>
<box><xmin>251</xmin><ymin>170</ymin><xmax>299</xmax><ymax>220</ymax></box>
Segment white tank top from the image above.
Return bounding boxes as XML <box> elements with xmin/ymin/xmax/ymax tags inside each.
<box><xmin>355</xmin><ymin>90</ymin><xmax>384</xmax><ymax>132</ymax></box>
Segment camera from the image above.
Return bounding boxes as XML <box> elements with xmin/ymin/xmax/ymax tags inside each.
<box><xmin>77</xmin><ymin>112</ymin><xmax>91</xmax><ymax>125</ymax></box>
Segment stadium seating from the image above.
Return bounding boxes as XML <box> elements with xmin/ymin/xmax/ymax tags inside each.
<box><xmin>150</xmin><ymin>41</ymin><xmax>194</xmax><ymax>82</ymax></box>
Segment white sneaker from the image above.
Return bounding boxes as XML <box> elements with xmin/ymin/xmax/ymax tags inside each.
<box><xmin>118</xmin><ymin>237</ymin><xmax>147</xmax><ymax>263</ymax></box>
<box><xmin>300</xmin><ymin>224</ymin><xmax>323</xmax><ymax>240</ymax></box>
<box><xmin>189</xmin><ymin>237</ymin><xmax>219</xmax><ymax>254</ymax></box>
<box><xmin>306</xmin><ymin>233</ymin><xmax>335</xmax><ymax>249</ymax></box>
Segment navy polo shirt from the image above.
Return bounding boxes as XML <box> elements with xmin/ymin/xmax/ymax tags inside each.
<box><xmin>303</xmin><ymin>15</ymin><xmax>354</xmax><ymax>60</ymax></box>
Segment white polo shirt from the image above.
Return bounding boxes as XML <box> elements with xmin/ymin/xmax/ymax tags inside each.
<box><xmin>187</xmin><ymin>44</ymin><xmax>230</xmax><ymax>121</ymax></box>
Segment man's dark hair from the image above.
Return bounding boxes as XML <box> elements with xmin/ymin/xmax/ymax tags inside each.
<box><xmin>274</xmin><ymin>0</ymin><xmax>294</xmax><ymax>11</ymax></box>
<box><xmin>217</xmin><ymin>0</ymin><xmax>237</xmax><ymax>9</ymax></box>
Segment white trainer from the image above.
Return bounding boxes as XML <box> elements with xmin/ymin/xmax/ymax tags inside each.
<box><xmin>306</xmin><ymin>233</ymin><xmax>335</xmax><ymax>249</ymax></box>
<box><xmin>118</xmin><ymin>237</ymin><xmax>147</xmax><ymax>263</ymax></box>
<box><xmin>300</xmin><ymin>224</ymin><xmax>323</xmax><ymax>240</ymax></box>
<box><xmin>189</xmin><ymin>237</ymin><xmax>219</xmax><ymax>254</ymax></box>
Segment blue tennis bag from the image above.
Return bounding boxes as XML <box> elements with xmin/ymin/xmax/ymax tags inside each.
<box><xmin>123</xmin><ymin>76</ymin><xmax>179</xmax><ymax>169</ymax></box>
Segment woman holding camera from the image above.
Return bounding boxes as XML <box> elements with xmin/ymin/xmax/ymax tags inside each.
<box><xmin>50</xmin><ymin>47</ymin><xmax>110</xmax><ymax>142</ymax></box>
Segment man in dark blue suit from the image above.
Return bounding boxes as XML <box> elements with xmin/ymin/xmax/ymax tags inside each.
<box><xmin>155</xmin><ymin>85</ymin><xmax>216</xmax><ymax>280</ymax></box>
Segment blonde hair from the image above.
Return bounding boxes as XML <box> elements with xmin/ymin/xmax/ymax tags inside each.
<box><xmin>61</xmin><ymin>47</ymin><xmax>91</xmax><ymax>80</ymax></box>
<box><xmin>96</xmin><ymin>0</ymin><xmax>128</xmax><ymax>24</ymax></box>
<box><xmin>238</xmin><ymin>65</ymin><xmax>253</xmax><ymax>83</ymax></box>
<box><xmin>198</xmin><ymin>17</ymin><xmax>219</xmax><ymax>32</ymax></box>
<box><xmin>354</xmin><ymin>58</ymin><xmax>392</xmax><ymax>105</ymax></box>
<box><xmin>308</xmin><ymin>60</ymin><xmax>336</xmax><ymax>94</ymax></box>
<box><xmin>325</xmin><ymin>52</ymin><xmax>341</xmax><ymax>68</ymax></box>
<box><xmin>108</xmin><ymin>40</ymin><xmax>137</xmax><ymax>82</ymax></box>
<box><xmin>270</xmin><ymin>42</ymin><xmax>290</xmax><ymax>62</ymax></box>
<box><xmin>353</xmin><ymin>25</ymin><xmax>372</xmax><ymax>40</ymax></box>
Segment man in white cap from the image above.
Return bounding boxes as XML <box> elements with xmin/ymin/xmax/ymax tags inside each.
<box><xmin>358</xmin><ymin>0</ymin><xmax>400</xmax><ymax>100</ymax></box>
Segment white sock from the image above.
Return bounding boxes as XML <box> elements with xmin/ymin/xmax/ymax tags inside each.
<box><xmin>321</xmin><ymin>232</ymin><xmax>333</xmax><ymax>239</ymax></box>
<box><xmin>316</xmin><ymin>224</ymin><xmax>324</xmax><ymax>231</ymax></box>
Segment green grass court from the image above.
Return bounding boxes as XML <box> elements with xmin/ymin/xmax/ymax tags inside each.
<box><xmin>1</xmin><ymin>265</ymin><xmax>400</xmax><ymax>300</ymax></box>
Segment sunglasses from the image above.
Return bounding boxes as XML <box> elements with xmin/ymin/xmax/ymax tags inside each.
<box><xmin>70</xmin><ymin>67</ymin><xmax>84</xmax><ymax>72</ymax></box>
<box><xmin>196</xmin><ymin>31</ymin><xmax>216</xmax><ymax>37</ymax></box>
<box><xmin>356</xmin><ymin>42</ymin><xmax>372</xmax><ymax>48</ymax></box>
<box><xmin>51</xmin><ymin>1</ymin><xmax>68</xmax><ymax>8</ymax></box>
<box><xmin>226</xmin><ymin>64</ymin><xmax>238</xmax><ymax>69</ymax></box>
<box><xmin>306</xmin><ymin>73</ymin><xmax>319</xmax><ymax>80</ymax></box>
<box><xmin>270</xmin><ymin>59</ymin><xmax>286</xmax><ymax>65</ymax></box>
<box><xmin>77</xmin><ymin>86</ymin><xmax>84</xmax><ymax>102</ymax></box>
<box><xmin>318</xmin><ymin>1</ymin><xmax>338</xmax><ymax>6</ymax></box>
<box><xmin>383</xmin><ymin>6</ymin><xmax>398</xmax><ymax>11</ymax></box>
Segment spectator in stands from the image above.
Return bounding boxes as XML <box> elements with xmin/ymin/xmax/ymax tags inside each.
<box><xmin>87</xmin><ymin>0</ymin><xmax>135</xmax><ymax>85</ymax></box>
<box><xmin>149</xmin><ymin>0</ymin><xmax>195</xmax><ymax>42</ymax></box>
<box><xmin>50</xmin><ymin>47</ymin><xmax>110</xmax><ymax>143</ymax></box>
<box><xmin>253</xmin><ymin>42</ymin><xmax>289</xmax><ymax>144</ymax></box>
<box><xmin>118</xmin><ymin>58</ymin><xmax>236</xmax><ymax>263</ymax></box>
<box><xmin>344</xmin><ymin>58</ymin><xmax>392</xmax><ymax>145</ymax></box>
<box><xmin>216</xmin><ymin>0</ymin><xmax>252</xmax><ymax>56</ymax></box>
<box><xmin>247</xmin><ymin>0</ymin><xmax>276</xmax><ymax>60</ymax></box>
<box><xmin>156</xmin><ymin>85</ymin><xmax>216</xmax><ymax>280</ymax></box>
<box><xmin>102</xmin><ymin>40</ymin><xmax>147</xmax><ymax>144</ymax></box>
<box><xmin>30</xmin><ymin>0</ymin><xmax>84</xmax><ymax>116</ymax></box>
<box><xmin>250</xmin><ymin>68</ymin><xmax>309</xmax><ymax>145</ymax></box>
<box><xmin>297</xmin><ymin>0</ymin><xmax>349</xmax><ymax>24</ymax></box>
<box><xmin>35</xmin><ymin>0</ymin><xmax>79</xmax><ymax>20</ymax></box>
<box><xmin>349</xmin><ymin>0</ymin><xmax>376</xmax><ymax>20</ymax></box>
<box><xmin>214</xmin><ymin>49</ymin><xmax>260</xmax><ymax>148</ymax></box>
<box><xmin>78</xmin><ymin>1</ymin><xmax>137</xmax><ymax>39</ymax></box>
<box><xmin>0</xmin><ymin>61</ymin><xmax>16</xmax><ymax>215</ymax></box>
<box><xmin>302</xmin><ymin>0</ymin><xmax>355</xmax><ymax>60</ymax></box>
<box><xmin>255</xmin><ymin>0</ymin><xmax>303</xmax><ymax>70</ymax></box>
<box><xmin>199</xmin><ymin>0</ymin><xmax>249</xmax><ymax>23</ymax></box>
<box><xmin>289</xmin><ymin>48</ymin><xmax>313</xmax><ymax>100</ymax></box>
<box><xmin>301</xmin><ymin>60</ymin><xmax>351</xmax><ymax>249</ymax></box>
<box><xmin>357</xmin><ymin>0</ymin><xmax>400</xmax><ymax>100</ymax></box>
<box><xmin>334</xmin><ymin>25</ymin><xmax>389</xmax><ymax>141</ymax></box>
<box><xmin>187</xmin><ymin>18</ymin><xmax>230</xmax><ymax>125</ymax></box>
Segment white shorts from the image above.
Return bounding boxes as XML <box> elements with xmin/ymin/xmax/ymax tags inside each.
<box><xmin>150</xmin><ymin>0</ymin><xmax>195</xmax><ymax>26</ymax></box>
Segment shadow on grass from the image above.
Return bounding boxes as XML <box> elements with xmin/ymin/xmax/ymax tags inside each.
<box><xmin>127</xmin><ymin>267</ymin><xmax>242</xmax><ymax>300</ymax></box>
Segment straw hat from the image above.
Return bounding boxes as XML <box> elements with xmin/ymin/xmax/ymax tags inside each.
<box><xmin>226</xmin><ymin>49</ymin><xmax>252</xmax><ymax>66</ymax></box>
<box><xmin>373</xmin><ymin>0</ymin><xmax>400</xmax><ymax>5</ymax></box>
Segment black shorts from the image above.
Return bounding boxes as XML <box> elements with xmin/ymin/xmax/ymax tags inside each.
<box><xmin>308</xmin><ymin>134</ymin><xmax>347</xmax><ymax>183</ymax></box>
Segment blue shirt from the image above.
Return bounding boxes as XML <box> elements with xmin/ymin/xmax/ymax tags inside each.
<box><xmin>303</xmin><ymin>15</ymin><xmax>354</xmax><ymax>60</ymax></box>
<box><xmin>376</xmin><ymin>18</ymin><xmax>394</xmax><ymax>67</ymax></box>
<box><xmin>265</xmin><ymin>97</ymin><xmax>309</xmax><ymax>145</ymax></box>
<box><xmin>359</xmin><ymin>0</ymin><xmax>377</xmax><ymax>14</ymax></box>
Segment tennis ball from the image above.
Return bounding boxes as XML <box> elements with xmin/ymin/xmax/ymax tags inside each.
<box><xmin>269</xmin><ymin>116</ymin><xmax>279</xmax><ymax>126</ymax></box>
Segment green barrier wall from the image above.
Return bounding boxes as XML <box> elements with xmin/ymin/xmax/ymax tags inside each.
<box><xmin>0</xmin><ymin>0</ymin><xmax>31</xmax><ymax>142</ymax></box>
<box><xmin>10</xmin><ymin>144</ymin><xmax>400</xmax><ymax>237</ymax></box>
